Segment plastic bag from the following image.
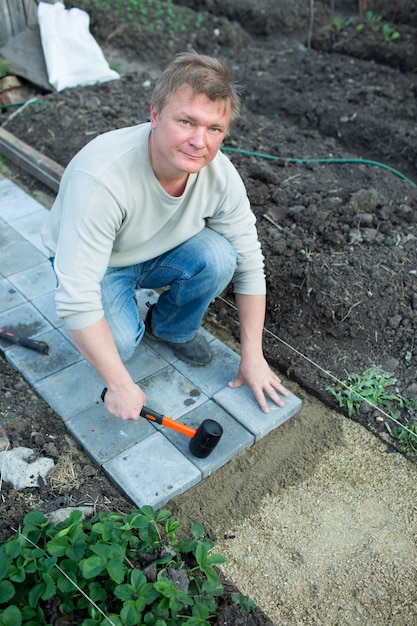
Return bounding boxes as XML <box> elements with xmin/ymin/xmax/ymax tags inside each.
<box><xmin>37</xmin><ymin>1</ymin><xmax>120</xmax><ymax>91</ymax></box>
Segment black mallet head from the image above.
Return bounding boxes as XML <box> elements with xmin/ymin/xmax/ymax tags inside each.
<box><xmin>189</xmin><ymin>418</ymin><xmax>223</xmax><ymax>458</ymax></box>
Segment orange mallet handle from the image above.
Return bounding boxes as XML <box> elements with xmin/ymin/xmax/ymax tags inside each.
<box><xmin>100</xmin><ymin>388</ymin><xmax>196</xmax><ymax>438</ymax></box>
<box><xmin>140</xmin><ymin>406</ymin><xmax>197</xmax><ymax>438</ymax></box>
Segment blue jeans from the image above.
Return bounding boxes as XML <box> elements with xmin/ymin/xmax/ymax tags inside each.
<box><xmin>101</xmin><ymin>228</ymin><xmax>237</xmax><ymax>361</ymax></box>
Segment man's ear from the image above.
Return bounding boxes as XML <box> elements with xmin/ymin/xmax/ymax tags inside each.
<box><xmin>150</xmin><ymin>104</ymin><xmax>158</xmax><ymax>129</ymax></box>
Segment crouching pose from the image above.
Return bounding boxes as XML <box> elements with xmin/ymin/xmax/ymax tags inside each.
<box><xmin>42</xmin><ymin>50</ymin><xmax>288</xmax><ymax>420</ymax></box>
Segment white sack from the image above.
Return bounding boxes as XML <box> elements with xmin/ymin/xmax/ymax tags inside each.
<box><xmin>37</xmin><ymin>1</ymin><xmax>120</xmax><ymax>91</ymax></box>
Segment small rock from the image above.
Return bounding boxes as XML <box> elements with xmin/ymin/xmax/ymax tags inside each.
<box><xmin>43</xmin><ymin>442</ymin><xmax>60</xmax><ymax>458</ymax></box>
<box><xmin>13</xmin><ymin>382</ymin><xmax>27</xmax><ymax>392</ymax></box>
<box><xmin>46</xmin><ymin>506</ymin><xmax>94</xmax><ymax>525</ymax></box>
<box><xmin>361</xmin><ymin>228</ymin><xmax>377</xmax><ymax>243</ymax></box>
<box><xmin>384</xmin><ymin>357</ymin><xmax>400</xmax><ymax>372</ymax></box>
<box><xmin>0</xmin><ymin>446</ymin><xmax>54</xmax><ymax>490</ymax></box>
<box><xmin>82</xmin><ymin>464</ymin><xmax>97</xmax><ymax>477</ymax></box>
<box><xmin>32</xmin><ymin>432</ymin><xmax>46</xmax><ymax>446</ymax></box>
<box><xmin>396</xmin><ymin>204</ymin><xmax>414</xmax><ymax>223</ymax></box>
<box><xmin>388</xmin><ymin>315</ymin><xmax>402</xmax><ymax>329</ymax></box>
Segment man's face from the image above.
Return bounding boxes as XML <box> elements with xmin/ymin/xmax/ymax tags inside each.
<box><xmin>149</xmin><ymin>85</ymin><xmax>231</xmax><ymax>179</ymax></box>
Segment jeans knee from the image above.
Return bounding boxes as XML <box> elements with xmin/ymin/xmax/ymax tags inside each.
<box><xmin>116</xmin><ymin>338</ymin><xmax>136</xmax><ymax>362</ymax></box>
<box><xmin>200</xmin><ymin>230</ymin><xmax>237</xmax><ymax>285</ymax></box>
<box><xmin>111</xmin><ymin>320</ymin><xmax>144</xmax><ymax>362</ymax></box>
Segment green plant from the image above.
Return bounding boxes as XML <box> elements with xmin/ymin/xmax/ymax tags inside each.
<box><xmin>0</xmin><ymin>506</ymin><xmax>251</xmax><ymax>625</ymax></box>
<box><xmin>381</xmin><ymin>23</ymin><xmax>400</xmax><ymax>42</ymax></box>
<box><xmin>326</xmin><ymin>365</ymin><xmax>403</xmax><ymax>417</ymax></box>
<box><xmin>80</xmin><ymin>0</ymin><xmax>213</xmax><ymax>37</ymax></box>
<box><xmin>356</xmin><ymin>10</ymin><xmax>382</xmax><ymax>31</ymax></box>
<box><xmin>0</xmin><ymin>55</ymin><xmax>13</xmax><ymax>76</ymax></box>
<box><xmin>231</xmin><ymin>592</ymin><xmax>256</xmax><ymax>613</ymax></box>
<box><xmin>392</xmin><ymin>420</ymin><xmax>417</xmax><ymax>456</ymax></box>
<box><xmin>355</xmin><ymin>10</ymin><xmax>400</xmax><ymax>42</ymax></box>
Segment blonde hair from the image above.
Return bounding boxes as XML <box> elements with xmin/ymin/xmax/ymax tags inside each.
<box><xmin>151</xmin><ymin>50</ymin><xmax>241</xmax><ymax>123</ymax></box>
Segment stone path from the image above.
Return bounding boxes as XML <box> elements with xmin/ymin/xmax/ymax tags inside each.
<box><xmin>0</xmin><ymin>178</ymin><xmax>302</xmax><ymax>509</ymax></box>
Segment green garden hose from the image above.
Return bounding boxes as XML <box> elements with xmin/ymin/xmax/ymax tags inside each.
<box><xmin>221</xmin><ymin>147</ymin><xmax>417</xmax><ymax>188</ymax></box>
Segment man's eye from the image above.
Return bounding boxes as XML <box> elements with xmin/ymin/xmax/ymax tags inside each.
<box><xmin>180</xmin><ymin>120</ymin><xmax>191</xmax><ymax>126</ymax></box>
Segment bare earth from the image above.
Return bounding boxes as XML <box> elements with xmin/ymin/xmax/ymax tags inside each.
<box><xmin>1</xmin><ymin>0</ymin><xmax>417</xmax><ymax>624</ymax></box>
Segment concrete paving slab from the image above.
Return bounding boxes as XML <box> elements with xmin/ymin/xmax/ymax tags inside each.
<box><xmin>8</xmin><ymin>260</ymin><xmax>55</xmax><ymax>300</ymax></box>
<box><xmin>160</xmin><ymin>400</ymin><xmax>255</xmax><ymax>479</ymax></box>
<box><xmin>137</xmin><ymin>365</ymin><xmax>209</xmax><ymax>420</ymax></box>
<box><xmin>0</xmin><ymin>239</ymin><xmax>46</xmax><ymax>276</ymax></box>
<box><xmin>0</xmin><ymin>178</ymin><xmax>303</xmax><ymax>511</ymax></box>
<box><xmin>174</xmin><ymin>339</ymin><xmax>240</xmax><ymax>397</ymax></box>
<box><xmin>214</xmin><ymin>384</ymin><xmax>302</xmax><ymax>441</ymax></box>
<box><xmin>34</xmin><ymin>360</ymin><xmax>104</xmax><ymax>420</ymax></box>
<box><xmin>121</xmin><ymin>342</ymin><xmax>169</xmax><ymax>388</ymax></box>
<box><xmin>66</xmin><ymin>402</ymin><xmax>157</xmax><ymax>465</ymax></box>
<box><xmin>0</xmin><ymin>301</ymin><xmax>53</xmax><ymax>344</ymax></box>
<box><xmin>0</xmin><ymin>277</ymin><xmax>26</xmax><ymax>311</ymax></box>
<box><xmin>31</xmin><ymin>291</ymin><xmax>63</xmax><ymax>327</ymax></box>
<box><xmin>0</xmin><ymin>179</ymin><xmax>46</xmax><ymax>220</ymax></box>
<box><xmin>0</xmin><ymin>220</ymin><xmax>24</xmax><ymax>252</ymax></box>
<box><xmin>7</xmin><ymin>208</ymin><xmax>49</xmax><ymax>255</ymax></box>
<box><xmin>6</xmin><ymin>205</ymin><xmax>48</xmax><ymax>241</ymax></box>
<box><xmin>102</xmin><ymin>432</ymin><xmax>202</xmax><ymax>509</ymax></box>
<box><xmin>6</xmin><ymin>327</ymin><xmax>81</xmax><ymax>385</ymax></box>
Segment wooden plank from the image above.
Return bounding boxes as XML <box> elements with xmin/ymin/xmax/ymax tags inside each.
<box><xmin>6</xmin><ymin>0</ymin><xmax>27</xmax><ymax>36</ymax></box>
<box><xmin>0</xmin><ymin>0</ymin><xmax>39</xmax><ymax>44</ymax></box>
<box><xmin>0</xmin><ymin>0</ymin><xmax>13</xmax><ymax>45</ymax></box>
<box><xmin>24</xmin><ymin>0</ymin><xmax>39</xmax><ymax>27</ymax></box>
<box><xmin>0</xmin><ymin>127</ymin><xmax>64</xmax><ymax>192</ymax></box>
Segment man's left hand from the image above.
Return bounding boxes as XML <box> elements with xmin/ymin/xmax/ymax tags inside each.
<box><xmin>228</xmin><ymin>354</ymin><xmax>289</xmax><ymax>413</ymax></box>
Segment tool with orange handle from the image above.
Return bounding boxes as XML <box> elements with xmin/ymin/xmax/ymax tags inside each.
<box><xmin>0</xmin><ymin>328</ymin><xmax>49</xmax><ymax>354</ymax></box>
<box><xmin>101</xmin><ymin>388</ymin><xmax>222</xmax><ymax>458</ymax></box>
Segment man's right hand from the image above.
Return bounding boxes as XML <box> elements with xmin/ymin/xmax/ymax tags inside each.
<box><xmin>69</xmin><ymin>318</ymin><xmax>146</xmax><ymax>420</ymax></box>
<box><xmin>102</xmin><ymin>382</ymin><xmax>146</xmax><ymax>420</ymax></box>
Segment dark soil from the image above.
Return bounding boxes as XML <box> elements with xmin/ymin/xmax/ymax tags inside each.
<box><xmin>1</xmin><ymin>1</ymin><xmax>417</xmax><ymax>624</ymax></box>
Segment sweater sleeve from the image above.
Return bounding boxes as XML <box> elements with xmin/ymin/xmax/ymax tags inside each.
<box><xmin>205</xmin><ymin>156</ymin><xmax>266</xmax><ymax>295</ymax></box>
<box><xmin>51</xmin><ymin>170</ymin><xmax>125</xmax><ymax>330</ymax></box>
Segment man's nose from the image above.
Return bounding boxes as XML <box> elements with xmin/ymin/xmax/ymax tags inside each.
<box><xmin>189</xmin><ymin>126</ymin><xmax>206</xmax><ymax>147</ymax></box>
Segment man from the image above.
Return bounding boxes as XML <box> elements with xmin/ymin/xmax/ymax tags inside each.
<box><xmin>42</xmin><ymin>50</ymin><xmax>288</xmax><ymax>420</ymax></box>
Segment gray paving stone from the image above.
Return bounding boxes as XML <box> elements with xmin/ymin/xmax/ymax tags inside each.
<box><xmin>137</xmin><ymin>365</ymin><xmax>209</xmax><ymax>420</ymax></box>
<box><xmin>174</xmin><ymin>339</ymin><xmax>240</xmax><ymax>397</ymax></box>
<box><xmin>7</xmin><ymin>207</ymin><xmax>48</xmax><ymax>246</ymax></box>
<box><xmin>0</xmin><ymin>192</ymin><xmax>49</xmax><ymax>256</ymax></box>
<box><xmin>214</xmin><ymin>384</ymin><xmax>302</xmax><ymax>441</ymax></box>
<box><xmin>66</xmin><ymin>403</ymin><xmax>156</xmax><ymax>465</ymax></box>
<box><xmin>0</xmin><ymin>277</ymin><xmax>26</xmax><ymax>311</ymax></box>
<box><xmin>6</xmin><ymin>328</ymin><xmax>81</xmax><ymax>385</ymax></box>
<box><xmin>102</xmin><ymin>432</ymin><xmax>202</xmax><ymax>509</ymax></box>
<box><xmin>0</xmin><ymin>239</ymin><xmax>46</xmax><ymax>277</ymax></box>
<box><xmin>31</xmin><ymin>292</ymin><xmax>63</xmax><ymax>328</ymax></box>
<box><xmin>34</xmin><ymin>360</ymin><xmax>104</xmax><ymax>420</ymax></box>
<box><xmin>0</xmin><ymin>221</ymin><xmax>24</xmax><ymax>254</ymax></box>
<box><xmin>8</xmin><ymin>260</ymin><xmax>56</xmax><ymax>300</ymax></box>
<box><xmin>0</xmin><ymin>301</ymin><xmax>53</xmax><ymax>350</ymax></box>
<box><xmin>121</xmin><ymin>342</ymin><xmax>169</xmax><ymax>387</ymax></box>
<box><xmin>0</xmin><ymin>179</ymin><xmax>45</xmax><ymax>221</ymax></box>
<box><xmin>159</xmin><ymin>400</ymin><xmax>255</xmax><ymax>478</ymax></box>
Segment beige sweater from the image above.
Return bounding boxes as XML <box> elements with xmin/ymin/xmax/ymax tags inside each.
<box><xmin>42</xmin><ymin>123</ymin><xmax>265</xmax><ymax>330</ymax></box>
